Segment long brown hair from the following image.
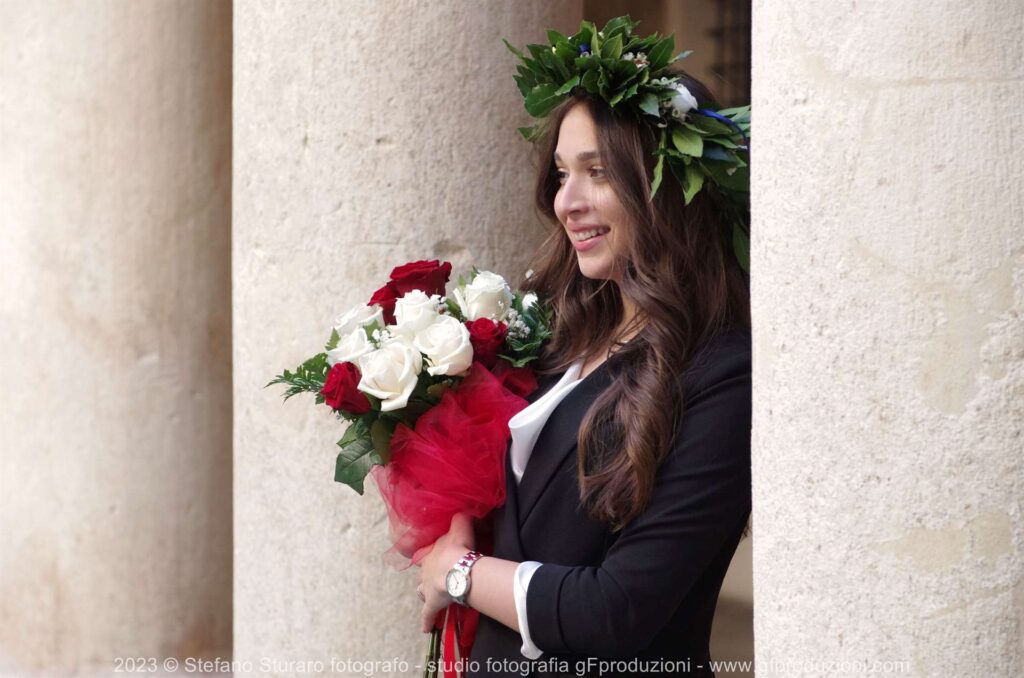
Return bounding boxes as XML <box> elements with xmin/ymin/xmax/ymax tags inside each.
<box><xmin>520</xmin><ymin>73</ymin><xmax>750</xmax><ymax>531</ymax></box>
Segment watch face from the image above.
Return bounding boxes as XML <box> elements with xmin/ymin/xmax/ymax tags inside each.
<box><xmin>446</xmin><ymin>570</ymin><xmax>468</xmax><ymax>598</ymax></box>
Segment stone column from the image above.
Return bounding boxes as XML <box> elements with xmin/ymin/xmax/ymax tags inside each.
<box><xmin>233</xmin><ymin>2</ymin><xmax>581</xmax><ymax>674</ymax></box>
<box><xmin>752</xmin><ymin>1</ymin><xmax>1023</xmax><ymax>675</ymax></box>
<box><xmin>0</xmin><ymin>0</ymin><xmax>233</xmax><ymax>675</ymax></box>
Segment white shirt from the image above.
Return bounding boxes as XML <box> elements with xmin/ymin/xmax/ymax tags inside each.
<box><xmin>507</xmin><ymin>360</ymin><xmax>585</xmax><ymax>660</ymax></box>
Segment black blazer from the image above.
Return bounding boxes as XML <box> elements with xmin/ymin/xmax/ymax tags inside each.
<box><xmin>467</xmin><ymin>329</ymin><xmax>752</xmax><ymax>678</ymax></box>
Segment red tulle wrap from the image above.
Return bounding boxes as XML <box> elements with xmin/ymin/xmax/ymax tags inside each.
<box><xmin>371</xmin><ymin>360</ymin><xmax>536</xmax><ymax>567</ymax></box>
<box><xmin>370</xmin><ymin>360</ymin><xmax>537</xmax><ymax>672</ymax></box>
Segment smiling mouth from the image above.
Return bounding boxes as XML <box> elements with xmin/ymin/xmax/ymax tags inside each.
<box><xmin>571</xmin><ymin>226</ymin><xmax>610</xmax><ymax>242</ymax></box>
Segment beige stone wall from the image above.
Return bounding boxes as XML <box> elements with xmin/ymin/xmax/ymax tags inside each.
<box><xmin>751</xmin><ymin>1</ymin><xmax>1023</xmax><ymax>675</ymax></box>
<box><xmin>233</xmin><ymin>2</ymin><xmax>581</xmax><ymax>675</ymax></box>
<box><xmin>0</xmin><ymin>0</ymin><xmax>233</xmax><ymax>675</ymax></box>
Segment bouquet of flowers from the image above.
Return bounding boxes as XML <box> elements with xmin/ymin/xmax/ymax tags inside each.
<box><xmin>268</xmin><ymin>260</ymin><xmax>551</xmax><ymax>678</ymax></box>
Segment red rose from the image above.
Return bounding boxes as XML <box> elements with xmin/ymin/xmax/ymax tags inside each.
<box><xmin>465</xmin><ymin>318</ymin><xmax>507</xmax><ymax>368</ymax></box>
<box><xmin>369</xmin><ymin>283</ymin><xmax>400</xmax><ymax>325</ymax></box>
<box><xmin>389</xmin><ymin>260</ymin><xmax>452</xmax><ymax>297</ymax></box>
<box><xmin>491</xmin><ymin>360</ymin><xmax>538</xmax><ymax>398</ymax></box>
<box><xmin>321</xmin><ymin>362</ymin><xmax>371</xmax><ymax>414</ymax></box>
<box><xmin>368</xmin><ymin>260</ymin><xmax>452</xmax><ymax>325</ymax></box>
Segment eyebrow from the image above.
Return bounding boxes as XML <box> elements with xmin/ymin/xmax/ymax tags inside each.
<box><xmin>553</xmin><ymin>150</ymin><xmax>601</xmax><ymax>162</ymax></box>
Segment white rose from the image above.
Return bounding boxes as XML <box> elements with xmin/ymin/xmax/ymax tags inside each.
<box><xmin>452</xmin><ymin>271</ymin><xmax>513</xmax><ymax>321</ymax></box>
<box><xmin>521</xmin><ymin>292</ymin><xmax>538</xmax><ymax>310</ymax></box>
<box><xmin>326</xmin><ymin>327</ymin><xmax>374</xmax><ymax>366</ymax></box>
<box><xmin>669</xmin><ymin>83</ymin><xmax>698</xmax><ymax>119</ymax></box>
<box><xmin>393</xmin><ymin>290</ymin><xmax>442</xmax><ymax>337</ymax></box>
<box><xmin>333</xmin><ymin>304</ymin><xmax>384</xmax><ymax>336</ymax></box>
<box><xmin>356</xmin><ymin>341</ymin><xmax>423</xmax><ymax>412</ymax></box>
<box><xmin>413</xmin><ymin>315</ymin><xmax>474</xmax><ymax>377</ymax></box>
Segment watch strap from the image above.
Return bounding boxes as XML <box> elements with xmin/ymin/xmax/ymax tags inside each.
<box><xmin>451</xmin><ymin>550</ymin><xmax>483</xmax><ymax>605</ymax></box>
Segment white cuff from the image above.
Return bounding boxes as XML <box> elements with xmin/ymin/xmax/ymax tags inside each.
<box><xmin>513</xmin><ymin>561</ymin><xmax>544</xmax><ymax>659</ymax></box>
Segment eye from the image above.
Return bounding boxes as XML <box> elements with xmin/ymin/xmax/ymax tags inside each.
<box><xmin>589</xmin><ymin>167</ymin><xmax>607</xmax><ymax>179</ymax></box>
<box><xmin>555</xmin><ymin>168</ymin><xmax>569</xmax><ymax>184</ymax></box>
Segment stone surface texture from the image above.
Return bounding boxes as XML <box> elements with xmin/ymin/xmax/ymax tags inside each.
<box><xmin>750</xmin><ymin>1</ymin><xmax>1023</xmax><ymax>676</ymax></box>
<box><xmin>0</xmin><ymin>0</ymin><xmax>233</xmax><ymax>674</ymax></box>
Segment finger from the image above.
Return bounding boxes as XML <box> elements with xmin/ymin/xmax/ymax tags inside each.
<box><xmin>421</xmin><ymin>604</ymin><xmax>437</xmax><ymax>633</ymax></box>
<box><xmin>450</xmin><ymin>512</ymin><xmax>475</xmax><ymax>545</ymax></box>
<box><xmin>411</xmin><ymin>543</ymin><xmax>433</xmax><ymax>566</ymax></box>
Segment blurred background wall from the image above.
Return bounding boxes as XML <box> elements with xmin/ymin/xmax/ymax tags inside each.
<box><xmin>1</xmin><ymin>0</ymin><xmax>233</xmax><ymax>674</ymax></box>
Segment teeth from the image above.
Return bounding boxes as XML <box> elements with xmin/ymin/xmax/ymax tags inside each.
<box><xmin>572</xmin><ymin>227</ymin><xmax>609</xmax><ymax>242</ymax></box>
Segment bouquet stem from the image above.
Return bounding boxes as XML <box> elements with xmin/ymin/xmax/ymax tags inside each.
<box><xmin>424</xmin><ymin>626</ymin><xmax>440</xmax><ymax>678</ymax></box>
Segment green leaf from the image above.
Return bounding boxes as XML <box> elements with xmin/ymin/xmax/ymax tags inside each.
<box><xmin>704</xmin><ymin>161</ymin><xmax>750</xmax><ymax>192</ymax></box>
<box><xmin>732</xmin><ymin>223</ymin><xmax>750</xmax><ymax>273</ymax></box>
<box><xmin>608</xmin><ymin>58</ymin><xmax>638</xmax><ymax>81</ymax></box>
<box><xmin>325</xmin><ymin>328</ymin><xmax>340</xmax><ymax>351</ymax></box>
<box><xmin>672</xmin><ymin>49</ymin><xmax>694</xmax><ymax>63</ymax></box>
<box><xmin>638</xmin><ymin>92</ymin><xmax>660</xmax><ymax>117</ymax></box>
<box><xmin>546</xmin><ymin>29</ymin><xmax>568</xmax><ymax>45</ymax></box>
<box><xmin>517</xmin><ymin>125</ymin><xmax>537</xmax><ymax>141</ymax></box>
<box><xmin>554</xmin><ymin>75</ymin><xmax>580</xmax><ymax>96</ymax></box>
<box><xmin>649</xmin><ymin>130</ymin><xmax>667</xmax><ymax>200</ymax></box>
<box><xmin>502</xmin><ymin>38</ymin><xmax>526</xmax><ymax>61</ymax></box>
<box><xmin>524</xmin><ymin>83</ymin><xmax>563</xmax><ymax>117</ymax></box>
<box><xmin>580</xmin><ymin>68</ymin><xmax>600</xmax><ymax>94</ymax></box>
<box><xmin>707</xmin><ymin>136</ymin><xmax>739</xmax><ymax>149</ymax></box>
<box><xmin>583</xmin><ymin>21</ymin><xmax>601</xmax><ymax>52</ymax></box>
<box><xmin>575</xmin><ymin>21</ymin><xmax>595</xmax><ymax>50</ymax></box>
<box><xmin>538</xmin><ymin>47</ymin><xmax>570</xmax><ymax>81</ymax></box>
<box><xmin>266</xmin><ymin>352</ymin><xmax>330</xmax><ymax>402</ymax></box>
<box><xmin>689</xmin><ymin>114</ymin><xmax>734</xmax><ymax>136</ymax></box>
<box><xmin>370</xmin><ymin>418</ymin><xmax>396</xmax><ymax>464</ymax></box>
<box><xmin>601</xmin><ymin>34</ymin><xmax>623</xmax><ymax>60</ymax></box>
<box><xmin>425</xmin><ymin>382</ymin><xmax>451</xmax><ymax>401</ymax></box>
<box><xmin>648</xmin><ymin>35</ymin><xmax>675</xmax><ymax>70</ymax></box>
<box><xmin>334</xmin><ymin>421</ymin><xmax>381</xmax><ymax>495</ymax></box>
<box><xmin>703</xmin><ymin>145</ymin><xmax>736</xmax><ymax>162</ymax></box>
<box><xmin>650</xmin><ymin>153</ymin><xmax>665</xmax><ymax>200</ymax></box>
<box><xmin>624</xmin><ymin>34</ymin><xmax>659</xmax><ymax>54</ymax></box>
<box><xmin>608</xmin><ymin>82</ymin><xmax>639</xmax><ymax>107</ymax></box>
<box><xmin>718</xmin><ymin>105</ymin><xmax>751</xmax><ymax>123</ymax></box>
<box><xmin>602</xmin><ymin>15</ymin><xmax>637</xmax><ymax>40</ymax></box>
<box><xmin>682</xmin><ymin>163</ymin><xmax>705</xmax><ymax>204</ymax></box>
<box><xmin>672</xmin><ymin>127</ymin><xmax>703</xmax><ymax>156</ymax></box>
<box><xmin>553</xmin><ymin>39</ymin><xmax>576</xmax><ymax>62</ymax></box>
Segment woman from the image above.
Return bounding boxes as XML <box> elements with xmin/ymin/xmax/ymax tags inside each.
<box><xmin>416</xmin><ymin>23</ymin><xmax>752</xmax><ymax>678</ymax></box>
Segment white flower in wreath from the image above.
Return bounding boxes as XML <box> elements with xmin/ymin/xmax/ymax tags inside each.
<box><xmin>356</xmin><ymin>341</ymin><xmax>423</xmax><ymax>412</ymax></box>
<box><xmin>326</xmin><ymin>326</ymin><xmax>374</xmax><ymax>366</ymax></box>
<box><xmin>413</xmin><ymin>315</ymin><xmax>474</xmax><ymax>377</ymax></box>
<box><xmin>622</xmin><ymin>52</ymin><xmax>649</xmax><ymax>68</ymax></box>
<box><xmin>669</xmin><ymin>83</ymin><xmax>699</xmax><ymax>120</ymax></box>
<box><xmin>452</xmin><ymin>271</ymin><xmax>513</xmax><ymax>321</ymax></box>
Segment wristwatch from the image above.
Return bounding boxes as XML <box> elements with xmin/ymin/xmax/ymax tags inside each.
<box><xmin>445</xmin><ymin>550</ymin><xmax>483</xmax><ymax>606</ymax></box>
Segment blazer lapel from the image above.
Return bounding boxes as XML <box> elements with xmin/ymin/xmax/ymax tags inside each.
<box><xmin>515</xmin><ymin>361</ymin><xmax>614</xmax><ymax>529</ymax></box>
<box><xmin>492</xmin><ymin>371</ymin><xmax>563</xmax><ymax>562</ymax></box>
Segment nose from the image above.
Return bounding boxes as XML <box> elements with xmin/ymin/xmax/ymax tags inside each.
<box><xmin>557</xmin><ymin>173</ymin><xmax>591</xmax><ymax>220</ymax></box>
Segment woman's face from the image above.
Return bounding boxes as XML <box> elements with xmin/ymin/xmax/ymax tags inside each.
<box><xmin>552</xmin><ymin>103</ymin><xmax>631</xmax><ymax>283</ymax></box>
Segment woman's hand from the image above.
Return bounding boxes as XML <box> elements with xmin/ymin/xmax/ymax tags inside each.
<box><xmin>415</xmin><ymin>512</ymin><xmax>476</xmax><ymax>633</ymax></box>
